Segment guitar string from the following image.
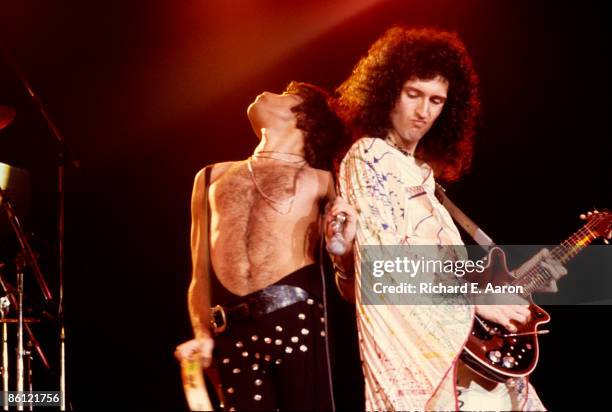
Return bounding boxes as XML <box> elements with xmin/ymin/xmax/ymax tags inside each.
<box><xmin>510</xmin><ymin>224</ymin><xmax>596</xmax><ymax>292</ymax></box>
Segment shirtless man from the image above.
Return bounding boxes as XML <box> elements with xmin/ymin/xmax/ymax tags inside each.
<box><xmin>175</xmin><ymin>81</ymin><xmax>355</xmax><ymax>411</ymax></box>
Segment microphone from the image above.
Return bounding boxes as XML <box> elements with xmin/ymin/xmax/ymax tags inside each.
<box><xmin>327</xmin><ymin>212</ymin><xmax>347</xmax><ymax>255</ymax></box>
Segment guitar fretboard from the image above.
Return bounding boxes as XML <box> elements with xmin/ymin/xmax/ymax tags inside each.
<box><xmin>512</xmin><ymin>219</ymin><xmax>601</xmax><ymax>297</ymax></box>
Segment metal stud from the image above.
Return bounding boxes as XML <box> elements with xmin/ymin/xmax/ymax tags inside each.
<box><xmin>264</xmin><ymin>355</ymin><xmax>271</xmax><ymax>362</ymax></box>
<box><xmin>254</xmin><ymin>353</ymin><xmax>261</xmax><ymax>359</ymax></box>
<box><xmin>318</xmin><ymin>303</ymin><xmax>323</xmax><ymax>309</ymax></box>
<box><xmin>301</xmin><ymin>328</ymin><xmax>309</xmax><ymax>335</ymax></box>
<box><xmin>222</xmin><ymin>358</ymin><xmax>230</xmax><ymax>364</ymax></box>
<box><xmin>298</xmin><ymin>313</ymin><xmax>306</xmax><ymax>320</ymax></box>
<box><xmin>232</xmin><ymin>368</ymin><xmax>241</xmax><ymax>374</ymax></box>
<box><xmin>254</xmin><ymin>394</ymin><xmax>262</xmax><ymax>401</ymax></box>
<box><xmin>275</xmin><ymin>359</ymin><xmax>282</xmax><ymax>365</ymax></box>
<box><xmin>242</xmin><ymin>351</ymin><xmax>249</xmax><ymax>358</ymax></box>
<box><xmin>291</xmin><ymin>336</ymin><xmax>299</xmax><ymax>343</ymax></box>
<box><xmin>274</xmin><ymin>339</ymin><xmax>282</xmax><ymax>345</ymax></box>
<box><xmin>251</xmin><ymin>335</ymin><xmax>259</xmax><ymax>342</ymax></box>
<box><xmin>255</xmin><ymin>379</ymin><xmax>263</xmax><ymax>386</ymax></box>
<box><xmin>252</xmin><ymin>363</ymin><xmax>259</xmax><ymax>371</ymax></box>
<box><xmin>299</xmin><ymin>345</ymin><xmax>308</xmax><ymax>352</ymax></box>
<box><xmin>235</xmin><ymin>341</ymin><xmax>244</xmax><ymax>348</ymax></box>
<box><xmin>320</xmin><ymin>331</ymin><xmax>326</xmax><ymax>337</ymax></box>
<box><xmin>264</xmin><ymin>337</ymin><xmax>272</xmax><ymax>344</ymax></box>
<box><xmin>320</xmin><ymin>317</ymin><xmax>325</xmax><ymax>323</ymax></box>
<box><xmin>306</xmin><ymin>298</ymin><xmax>314</xmax><ymax>305</ymax></box>
<box><xmin>285</xmin><ymin>346</ymin><xmax>293</xmax><ymax>354</ymax></box>
<box><xmin>227</xmin><ymin>387</ymin><xmax>234</xmax><ymax>394</ymax></box>
<box><xmin>275</xmin><ymin>325</ymin><xmax>283</xmax><ymax>332</ymax></box>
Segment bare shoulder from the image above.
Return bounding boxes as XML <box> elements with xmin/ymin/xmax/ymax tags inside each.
<box><xmin>303</xmin><ymin>166</ymin><xmax>334</xmax><ymax>199</ymax></box>
<box><xmin>210</xmin><ymin>161</ymin><xmax>236</xmax><ymax>183</ymax></box>
<box><xmin>193</xmin><ymin>161</ymin><xmax>237</xmax><ymax>190</ymax></box>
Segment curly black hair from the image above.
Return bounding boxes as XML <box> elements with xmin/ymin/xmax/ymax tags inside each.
<box><xmin>286</xmin><ymin>81</ymin><xmax>350</xmax><ymax>172</ymax></box>
<box><xmin>336</xmin><ymin>26</ymin><xmax>481</xmax><ymax>182</ymax></box>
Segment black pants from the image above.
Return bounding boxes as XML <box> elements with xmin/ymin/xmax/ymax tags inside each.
<box><xmin>211</xmin><ymin>265</ymin><xmax>333</xmax><ymax>411</ymax></box>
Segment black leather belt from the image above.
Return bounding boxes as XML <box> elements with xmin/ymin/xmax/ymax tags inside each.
<box><xmin>210</xmin><ymin>285</ymin><xmax>311</xmax><ymax>335</ymax></box>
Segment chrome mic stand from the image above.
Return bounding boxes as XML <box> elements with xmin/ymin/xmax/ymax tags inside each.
<box><xmin>25</xmin><ymin>341</ymin><xmax>34</xmax><ymax>412</ymax></box>
<box><xmin>16</xmin><ymin>257</ymin><xmax>24</xmax><ymax>411</ymax></box>
<box><xmin>0</xmin><ymin>293</ymin><xmax>9</xmax><ymax>412</ymax></box>
<box><xmin>0</xmin><ymin>189</ymin><xmax>52</xmax><ymax>412</ymax></box>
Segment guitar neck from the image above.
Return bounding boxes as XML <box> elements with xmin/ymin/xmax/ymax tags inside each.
<box><xmin>514</xmin><ymin>220</ymin><xmax>601</xmax><ymax>296</ymax></box>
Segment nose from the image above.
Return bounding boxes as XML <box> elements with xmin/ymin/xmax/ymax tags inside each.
<box><xmin>415</xmin><ymin>98</ymin><xmax>430</xmax><ymax>119</ymax></box>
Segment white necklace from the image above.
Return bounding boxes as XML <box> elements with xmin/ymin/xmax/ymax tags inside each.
<box><xmin>246</xmin><ymin>157</ymin><xmax>303</xmax><ymax>215</ymax></box>
<box><xmin>252</xmin><ymin>151</ymin><xmax>307</xmax><ymax>165</ymax></box>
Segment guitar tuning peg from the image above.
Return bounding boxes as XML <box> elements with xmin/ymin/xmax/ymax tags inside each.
<box><xmin>579</xmin><ymin>214</ymin><xmax>587</xmax><ymax>220</ymax></box>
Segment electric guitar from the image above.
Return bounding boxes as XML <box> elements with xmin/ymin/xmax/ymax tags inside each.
<box><xmin>461</xmin><ymin>210</ymin><xmax>612</xmax><ymax>383</ymax></box>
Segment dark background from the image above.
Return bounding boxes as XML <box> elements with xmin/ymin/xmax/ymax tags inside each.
<box><xmin>0</xmin><ymin>0</ymin><xmax>610</xmax><ymax>410</ymax></box>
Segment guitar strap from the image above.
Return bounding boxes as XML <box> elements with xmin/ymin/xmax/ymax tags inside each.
<box><xmin>434</xmin><ymin>183</ymin><xmax>496</xmax><ymax>251</ymax></box>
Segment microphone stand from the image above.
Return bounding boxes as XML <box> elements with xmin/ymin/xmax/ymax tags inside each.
<box><xmin>0</xmin><ymin>293</ymin><xmax>9</xmax><ymax>412</ymax></box>
<box><xmin>16</xmin><ymin>257</ymin><xmax>24</xmax><ymax>411</ymax></box>
<box><xmin>0</xmin><ymin>272</ymin><xmax>50</xmax><ymax>369</ymax></box>
<box><xmin>1</xmin><ymin>40</ymin><xmax>79</xmax><ymax>411</ymax></box>
<box><xmin>0</xmin><ymin>188</ymin><xmax>52</xmax><ymax>303</ymax></box>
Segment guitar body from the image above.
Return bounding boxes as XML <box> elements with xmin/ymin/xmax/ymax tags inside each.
<box><xmin>460</xmin><ymin>210</ymin><xmax>611</xmax><ymax>382</ymax></box>
<box><xmin>462</xmin><ymin>247</ymin><xmax>551</xmax><ymax>382</ymax></box>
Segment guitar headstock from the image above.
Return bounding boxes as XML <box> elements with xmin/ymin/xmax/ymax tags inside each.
<box><xmin>580</xmin><ymin>209</ymin><xmax>612</xmax><ymax>244</ymax></box>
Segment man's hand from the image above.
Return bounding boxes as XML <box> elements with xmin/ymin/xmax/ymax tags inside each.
<box><xmin>475</xmin><ymin>303</ymin><xmax>531</xmax><ymax>333</ymax></box>
<box><xmin>175</xmin><ymin>336</ymin><xmax>215</xmax><ymax>368</ymax></box>
<box><xmin>325</xmin><ymin>197</ymin><xmax>357</xmax><ymax>255</ymax></box>
<box><xmin>513</xmin><ymin>248</ymin><xmax>568</xmax><ymax>293</ymax></box>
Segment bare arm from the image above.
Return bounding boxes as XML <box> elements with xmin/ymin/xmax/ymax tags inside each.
<box><xmin>176</xmin><ymin>167</ymin><xmax>215</xmax><ymax>366</ymax></box>
<box><xmin>188</xmin><ymin>168</ymin><xmax>212</xmax><ymax>340</ymax></box>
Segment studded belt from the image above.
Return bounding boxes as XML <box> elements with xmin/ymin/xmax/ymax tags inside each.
<box><xmin>210</xmin><ymin>285</ymin><xmax>311</xmax><ymax>335</ymax></box>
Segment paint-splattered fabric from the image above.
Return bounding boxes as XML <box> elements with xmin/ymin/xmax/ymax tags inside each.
<box><xmin>338</xmin><ymin>137</ymin><xmax>545</xmax><ymax>411</ymax></box>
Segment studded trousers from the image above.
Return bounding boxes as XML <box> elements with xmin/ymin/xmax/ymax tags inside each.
<box><xmin>212</xmin><ymin>295</ymin><xmax>333</xmax><ymax>411</ymax></box>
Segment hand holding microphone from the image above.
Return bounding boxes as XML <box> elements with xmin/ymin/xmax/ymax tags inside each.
<box><xmin>325</xmin><ymin>197</ymin><xmax>357</xmax><ymax>256</ymax></box>
<box><xmin>327</xmin><ymin>212</ymin><xmax>348</xmax><ymax>255</ymax></box>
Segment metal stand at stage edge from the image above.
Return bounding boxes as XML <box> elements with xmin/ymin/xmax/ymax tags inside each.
<box><xmin>1</xmin><ymin>187</ymin><xmax>52</xmax><ymax>411</ymax></box>
<box><xmin>2</xmin><ymin>38</ymin><xmax>79</xmax><ymax>410</ymax></box>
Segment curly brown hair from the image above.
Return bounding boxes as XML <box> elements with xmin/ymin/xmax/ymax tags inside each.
<box><xmin>286</xmin><ymin>81</ymin><xmax>350</xmax><ymax>172</ymax></box>
<box><xmin>336</xmin><ymin>26</ymin><xmax>480</xmax><ymax>182</ymax></box>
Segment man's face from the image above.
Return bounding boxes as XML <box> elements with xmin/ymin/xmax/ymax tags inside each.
<box><xmin>388</xmin><ymin>76</ymin><xmax>448</xmax><ymax>151</ymax></box>
<box><xmin>247</xmin><ymin>91</ymin><xmax>302</xmax><ymax>138</ymax></box>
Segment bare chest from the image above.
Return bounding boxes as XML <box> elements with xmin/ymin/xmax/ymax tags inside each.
<box><xmin>208</xmin><ymin>162</ymin><xmax>319</xmax><ymax>294</ymax></box>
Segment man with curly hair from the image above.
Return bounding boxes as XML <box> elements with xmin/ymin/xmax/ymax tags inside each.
<box><xmin>335</xmin><ymin>26</ymin><xmax>566</xmax><ymax>411</ymax></box>
<box><xmin>175</xmin><ymin>81</ymin><xmax>358</xmax><ymax>411</ymax></box>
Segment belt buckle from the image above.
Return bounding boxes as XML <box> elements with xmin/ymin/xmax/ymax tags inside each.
<box><xmin>210</xmin><ymin>305</ymin><xmax>227</xmax><ymax>334</ymax></box>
